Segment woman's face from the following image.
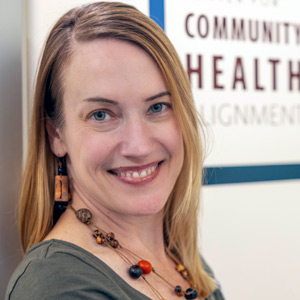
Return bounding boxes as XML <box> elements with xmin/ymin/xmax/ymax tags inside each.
<box><xmin>52</xmin><ymin>39</ymin><xmax>184</xmax><ymax>217</ymax></box>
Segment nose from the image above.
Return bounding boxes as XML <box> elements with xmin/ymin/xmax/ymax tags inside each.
<box><xmin>119</xmin><ymin>115</ymin><xmax>154</xmax><ymax>159</ymax></box>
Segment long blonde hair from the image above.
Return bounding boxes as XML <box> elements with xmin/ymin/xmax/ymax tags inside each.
<box><xmin>19</xmin><ymin>2</ymin><xmax>216</xmax><ymax>296</ymax></box>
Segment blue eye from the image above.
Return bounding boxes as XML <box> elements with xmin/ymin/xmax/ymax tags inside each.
<box><xmin>92</xmin><ymin>111</ymin><xmax>109</xmax><ymax>121</ymax></box>
<box><xmin>149</xmin><ymin>103</ymin><xmax>167</xmax><ymax>113</ymax></box>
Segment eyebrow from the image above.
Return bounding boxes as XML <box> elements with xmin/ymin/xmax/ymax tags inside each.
<box><xmin>83</xmin><ymin>91</ymin><xmax>171</xmax><ymax>104</ymax></box>
<box><xmin>83</xmin><ymin>97</ymin><xmax>118</xmax><ymax>105</ymax></box>
<box><xmin>146</xmin><ymin>91</ymin><xmax>171</xmax><ymax>101</ymax></box>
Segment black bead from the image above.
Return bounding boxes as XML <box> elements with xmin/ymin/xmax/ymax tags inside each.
<box><xmin>129</xmin><ymin>265</ymin><xmax>143</xmax><ymax>279</ymax></box>
<box><xmin>185</xmin><ymin>288</ymin><xmax>198</xmax><ymax>299</ymax></box>
<box><xmin>58</xmin><ymin>167</ymin><xmax>64</xmax><ymax>174</ymax></box>
<box><xmin>93</xmin><ymin>229</ymin><xmax>100</xmax><ymax>237</ymax></box>
<box><xmin>175</xmin><ymin>285</ymin><xmax>182</xmax><ymax>293</ymax></box>
<box><xmin>175</xmin><ymin>285</ymin><xmax>184</xmax><ymax>296</ymax></box>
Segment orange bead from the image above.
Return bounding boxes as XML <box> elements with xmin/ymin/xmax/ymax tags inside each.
<box><xmin>176</xmin><ymin>264</ymin><xmax>185</xmax><ymax>272</ymax></box>
<box><xmin>96</xmin><ymin>236</ymin><xmax>105</xmax><ymax>244</ymax></box>
<box><xmin>137</xmin><ymin>260</ymin><xmax>152</xmax><ymax>274</ymax></box>
<box><xmin>181</xmin><ymin>270</ymin><xmax>189</xmax><ymax>279</ymax></box>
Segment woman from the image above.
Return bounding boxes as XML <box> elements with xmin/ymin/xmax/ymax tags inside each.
<box><xmin>6</xmin><ymin>2</ymin><xmax>225</xmax><ymax>300</ymax></box>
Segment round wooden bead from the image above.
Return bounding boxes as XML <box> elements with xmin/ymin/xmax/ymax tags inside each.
<box><xmin>106</xmin><ymin>232</ymin><xmax>115</xmax><ymax>240</ymax></box>
<box><xmin>176</xmin><ymin>264</ymin><xmax>185</xmax><ymax>272</ymax></box>
<box><xmin>129</xmin><ymin>265</ymin><xmax>143</xmax><ymax>279</ymax></box>
<box><xmin>75</xmin><ymin>208</ymin><xmax>92</xmax><ymax>224</ymax></box>
<box><xmin>181</xmin><ymin>270</ymin><xmax>189</xmax><ymax>280</ymax></box>
<box><xmin>184</xmin><ymin>288</ymin><xmax>198</xmax><ymax>299</ymax></box>
<box><xmin>93</xmin><ymin>229</ymin><xmax>101</xmax><ymax>237</ymax></box>
<box><xmin>137</xmin><ymin>260</ymin><xmax>152</xmax><ymax>274</ymax></box>
<box><xmin>110</xmin><ymin>239</ymin><xmax>119</xmax><ymax>248</ymax></box>
<box><xmin>96</xmin><ymin>236</ymin><xmax>105</xmax><ymax>244</ymax></box>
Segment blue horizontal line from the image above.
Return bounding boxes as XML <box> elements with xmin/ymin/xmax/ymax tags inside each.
<box><xmin>203</xmin><ymin>164</ymin><xmax>300</xmax><ymax>185</ymax></box>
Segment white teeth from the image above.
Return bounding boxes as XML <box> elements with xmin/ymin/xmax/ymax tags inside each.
<box><xmin>132</xmin><ymin>172</ymin><xmax>140</xmax><ymax>178</ymax></box>
<box><xmin>115</xmin><ymin>164</ymin><xmax>159</xmax><ymax>178</ymax></box>
<box><xmin>140</xmin><ymin>171</ymin><xmax>147</xmax><ymax>178</ymax></box>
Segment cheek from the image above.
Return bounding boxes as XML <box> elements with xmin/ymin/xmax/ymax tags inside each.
<box><xmin>165</xmin><ymin>120</ymin><xmax>184</xmax><ymax>158</ymax></box>
<box><xmin>83</xmin><ymin>137</ymin><xmax>115</xmax><ymax>170</ymax></box>
<box><xmin>65</xmin><ymin>129</ymin><xmax>115</xmax><ymax>171</ymax></box>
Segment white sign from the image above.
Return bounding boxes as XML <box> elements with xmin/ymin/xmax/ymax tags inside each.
<box><xmin>165</xmin><ymin>0</ymin><xmax>300</xmax><ymax>166</ymax></box>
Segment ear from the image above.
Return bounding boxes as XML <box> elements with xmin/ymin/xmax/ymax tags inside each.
<box><xmin>46</xmin><ymin>119</ymin><xmax>67</xmax><ymax>157</ymax></box>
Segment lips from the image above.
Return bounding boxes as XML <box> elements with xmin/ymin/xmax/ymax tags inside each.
<box><xmin>108</xmin><ymin>161</ymin><xmax>163</xmax><ymax>179</ymax></box>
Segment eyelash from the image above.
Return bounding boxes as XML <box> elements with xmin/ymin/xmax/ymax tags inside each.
<box><xmin>148</xmin><ymin>102</ymin><xmax>171</xmax><ymax>114</ymax></box>
<box><xmin>89</xmin><ymin>110</ymin><xmax>112</xmax><ymax>121</ymax></box>
<box><xmin>88</xmin><ymin>102</ymin><xmax>172</xmax><ymax>122</ymax></box>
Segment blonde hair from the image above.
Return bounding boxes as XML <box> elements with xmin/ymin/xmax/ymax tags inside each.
<box><xmin>19</xmin><ymin>2</ymin><xmax>216</xmax><ymax>296</ymax></box>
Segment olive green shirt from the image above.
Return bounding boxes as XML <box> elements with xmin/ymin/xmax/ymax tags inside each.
<box><xmin>5</xmin><ymin>240</ymin><xmax>225</xmax><ymax>300</ymax></box>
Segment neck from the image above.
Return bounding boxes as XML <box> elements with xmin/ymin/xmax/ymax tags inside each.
<box><xmin>70</xmin><ymin>193</ymin><xmax>167</xmax><ymax>260</ymax></box>
<box><xmin>48</xmin><ymin>197</ymin><xmax>199</xmax><ymax>300</ymax></box>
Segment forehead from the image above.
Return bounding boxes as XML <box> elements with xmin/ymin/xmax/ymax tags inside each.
<box><xmin>61</xmin><ymin>39</ymin><xmax>167</xmax><ymax>103</ymax></box>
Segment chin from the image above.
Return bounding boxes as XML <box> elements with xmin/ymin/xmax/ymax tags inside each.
<box><xmin>126</xmin><ymin>197</ymin><xmax>167</xmax><ymax>217</ymax></box>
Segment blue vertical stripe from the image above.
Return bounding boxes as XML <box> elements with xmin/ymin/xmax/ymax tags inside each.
<box><xmin>149</xmin><ymin>0</ymin><xmax>165</xmax><ymax>30</ymax></box>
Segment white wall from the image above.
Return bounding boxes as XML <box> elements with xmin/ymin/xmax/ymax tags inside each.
<box><xmin>0</xmin><ymin>0</ymin><xmax>23</xmax><ymax>298</ymax></box>
<box><xmin>201</xmin><ymin>181</ymin><xmax>300</xmax><ymax>299</ymax></box>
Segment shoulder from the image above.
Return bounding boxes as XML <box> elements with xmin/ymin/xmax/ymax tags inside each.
<box><xmin>201</xmin><ymin>256</ymin><xmax>226</xmax><ymax>300</ymax></box>
<box><xmin>5</xmin><ymin>239</ymin><xmax>134</xmax><ymax>300</ymax></box>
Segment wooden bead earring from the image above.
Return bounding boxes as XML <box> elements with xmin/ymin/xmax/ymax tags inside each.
<box><xmin>53</xmin><ymin>158</ymin><xmax>69</xmax><ymax>225</ymax></box>
<box><xmin>55</xmin><ymin>159</ymin><xmax>68</xmax><ymax>202</ymax></box>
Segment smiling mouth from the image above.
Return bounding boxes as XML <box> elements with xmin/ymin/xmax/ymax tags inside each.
<box><xmin>108</xmin><ymin>161</ymin><xmax>164</xmax><ymax>179</ymax></box>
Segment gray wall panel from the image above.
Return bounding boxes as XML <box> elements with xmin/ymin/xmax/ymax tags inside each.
<box><xmin>0</xmin><ymin>0</ymin><xmax>23</xmax><ymax>298</ymax></box>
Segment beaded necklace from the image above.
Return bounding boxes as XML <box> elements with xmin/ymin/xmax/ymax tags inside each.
<box><xmin>70</xmin><ymin>205</ymin><xmax>199</xmax><ymax>300</ymax></box>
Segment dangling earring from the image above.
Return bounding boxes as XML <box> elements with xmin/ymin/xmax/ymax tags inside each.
<box><xmin>53</xmin><ymin>158</ymin><xmax>69</xmax><ymax>225</ymax></box>
<box><xmin>55</xmin><ymin>159</ymin><xmax>68</xmax><ymax>203</ymax></box>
